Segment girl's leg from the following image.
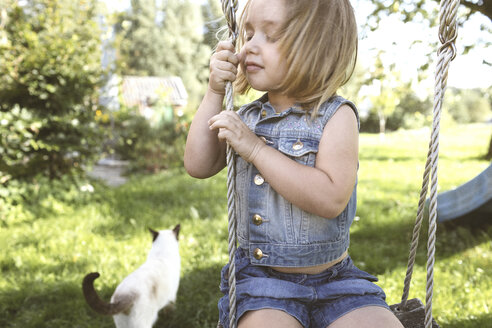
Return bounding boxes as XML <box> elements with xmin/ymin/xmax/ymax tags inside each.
<box><xmin>238</xmin><ymin>309</ymin><xmax>303</xmax><ymax>328</ymax></box>
<box><xmin>327</xmin><ymin>306</ymin><xmax>404</xmax><ymax>328</ymax></box>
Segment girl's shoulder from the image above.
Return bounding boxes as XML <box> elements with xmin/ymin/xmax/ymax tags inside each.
<box><xmin>317</xmin><ymin>96</ymin><xmax>359</xmax><ymax>130</ymax></box>
<box><xmin>235</xmin><ymin>94</ymin><xmax>359</xmax><ymax>130</ymax></box>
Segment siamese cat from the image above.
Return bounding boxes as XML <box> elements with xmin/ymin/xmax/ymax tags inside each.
<box><xmin>82</xmin><ymin>224</ymin><xmax>181</xmax><ymax>328</ymax></box>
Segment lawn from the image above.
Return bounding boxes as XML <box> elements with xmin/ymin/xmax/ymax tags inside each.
<box><xmin>1</xmin><ymin>123</ymin><xmax>491</xmax><ymax>327</ymax></box>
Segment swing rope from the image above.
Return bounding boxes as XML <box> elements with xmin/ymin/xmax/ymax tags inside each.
<box><xmin>399</xmin><ymin>0</ymin><xmax>459</xmax><ymax>326</ymax></box>
<box><xmin>218</xmin><ymin>0</ymin><xmax>460</xmax><ymax>327</ymax></box>
<box><xmin>221</xmin><ymin>1</ymin><xmax>239</xmax><ymax>328</ymax></box>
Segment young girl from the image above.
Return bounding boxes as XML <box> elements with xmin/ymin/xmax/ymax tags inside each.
<box><xmin>184</xmin><ymin>0</ymin><xmax>404</xmax><ymax>327</ymax></box>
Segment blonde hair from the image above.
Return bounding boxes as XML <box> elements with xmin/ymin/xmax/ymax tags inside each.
<box><xmin>235</xmin><ymin>0</ymin><xmax>358</xmax><ymax>116</ymax></box>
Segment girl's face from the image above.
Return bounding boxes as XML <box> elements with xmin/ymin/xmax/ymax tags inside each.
<box><xmin>239</xmin><ymin>0</ymin><xmax>287</xmax><ymax>95</ymax></box>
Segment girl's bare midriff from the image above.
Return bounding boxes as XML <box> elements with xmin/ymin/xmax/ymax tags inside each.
<box><xmin>271</xmin><ymin>250</ymin><xmax>348</xmax><ymax>275</ymax></box>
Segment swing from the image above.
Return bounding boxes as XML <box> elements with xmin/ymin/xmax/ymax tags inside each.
<box><xmin>217</xmin><ymin>0</ymin><xmax>460</xmax><ymax>327</ymax></box>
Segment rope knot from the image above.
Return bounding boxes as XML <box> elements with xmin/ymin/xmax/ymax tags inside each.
<box><xmin>438</xmin><ymin>0</ymin><xmax>460</xmax><ymax>61</ymax></box>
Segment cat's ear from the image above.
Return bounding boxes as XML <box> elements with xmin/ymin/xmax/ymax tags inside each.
<box><xmin>172</xmin><ymin>224</ymin><xmax>181</xmax><ymax>240</ymax></box>
<box><xmin>148</xmin><ymin>228</ymin><xmax>159</xmax><ymax>242</ymax></box>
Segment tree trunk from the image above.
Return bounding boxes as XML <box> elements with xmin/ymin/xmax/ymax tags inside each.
<box><xmin>378</xmin><ymin>110</ymin><xmax>386</xmax><ymax>141</ymax></box>
<box><xmin>461</xmin><ymin>0</ymin><xmax>492</xmax><ymax>21</ymax></box>
<box><xmin>486</xmin><ymin>133</ymin><xmax>492</xmax><ymax>160</ymax></box>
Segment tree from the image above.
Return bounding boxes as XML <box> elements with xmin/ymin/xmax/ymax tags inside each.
<box><xmin>160</xmin><ymin>0</ymin><xmax>211</xmax><ymax>104</ymax></box>
<box><xmin>444</xmin><ymin>88</ymin><xmax>491</xmax><ymax>124</ymax></box>
<box><xmin>358</xmin><ymin>51</ymin><xmax>410</xmax><ymax>135</ymax></box>
<box><xmin>0</xmin><ymin>0</ymin><xmax>105</xmax><ymax>181</ymax></box>
<box><xmin>201</xmin><ymin>0</ymin><xmax>225</xmax><ymax>50</ymax></box>
<box><xmin>115</xmin><ymin>0</ymin><xmax>211</xmax><ymax>105</ymax></box>
<box><xmin>487</xmin><ymin>136</ymin><xmax>492</xmax><ymax>160</ymax></box>
<box><xmin>115</xmin><ymin>0</ymin><xmax>164</xmax><ymax>76</ymax></box>
<box><xmin>365</xmin><ymin>0</ymin><xmax>491</xmax><ymax>28</ymax></box>
<box><xmin>363</xmin><ymin>0</ymin><xmax>491</xmax><ymax>155</ymax></box>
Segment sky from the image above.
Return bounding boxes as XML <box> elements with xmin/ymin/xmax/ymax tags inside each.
<box><xmin>102</xmin><ymin>0</ymin><xmax>491</xmax><ymax>91</ymax></box>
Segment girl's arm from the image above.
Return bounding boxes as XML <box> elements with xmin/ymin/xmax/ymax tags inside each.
<box><xmin>184</xmin><ymin>91</ymin><xmax>227</xmax><ymax>178</ymax></box>
<box><xmin>209</xmin><ymin>104</ymin><xmax>358</xmax><ymax>219</ymax></box>
<box><xmin>184</xmin><ymin>41</ymin><xmax>240</xmax><ymax>178</ymax></box>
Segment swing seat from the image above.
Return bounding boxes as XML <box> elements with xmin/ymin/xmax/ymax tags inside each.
<box><xmin>390</xmin><ymin>298</ymin><xmax>440</xmax><ymax>328</ymax></box>
<box><xmin>435</xmin><ymin>163</ymin><xmax>492</xmax><ymax>222</ymax></box>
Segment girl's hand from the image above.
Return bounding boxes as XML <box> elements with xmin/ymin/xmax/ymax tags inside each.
<box><xmin>208</xmin><ymin>111</ymin><xmax>265</xmax><ymax>163</ymax></box>
<box><xmin>209</xmin><ymin>41</ymin><xmax>240</xmax><ymax>95</ymax></box>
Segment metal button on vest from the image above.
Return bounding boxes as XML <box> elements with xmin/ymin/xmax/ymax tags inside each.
<box><xmin>253</xmin><ymin>248</ymin><xmax>263</xmax><ymax>260</ymax></box>
<box><xmin>261</xmin><ymin>109</ymin><xmax>267</xmax><ymax>117</ymax></box>
<box><xmin>254</xmin><ymin>174</ymin><xmax>264</xmax><ymax>185</ymax></box>
<box><xmin>252</xmin><ymin>214</ymin><xmax>263</xmax><ymax>225</ymax></box>
<box><xmin>292</xmin><ymin>141</ymin><xmax>304</xmax><ymax>150</ymax></box>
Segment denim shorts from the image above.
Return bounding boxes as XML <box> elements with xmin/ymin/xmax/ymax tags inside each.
<box><xmin>218</xmin><ymin>248</ymin><xmax>389</xmax><ymax>328</ymax></box>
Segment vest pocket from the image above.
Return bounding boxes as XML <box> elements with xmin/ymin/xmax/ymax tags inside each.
<box><xmin>277</xmin><ymin>137</ymin><xmax>318</xmax><ymax>166</ymax></box>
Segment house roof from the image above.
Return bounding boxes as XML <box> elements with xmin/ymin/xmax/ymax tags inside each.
<box><xmin>121</xmin><ymin>76</ymin><xmax>188</xmax><ymax>107</ymax></box>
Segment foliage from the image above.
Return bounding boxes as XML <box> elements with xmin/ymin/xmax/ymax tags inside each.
<box><xmin>358</xmin><ymin>79</ymin><xmax>490</xmax><ymax>133</ymax></box>
<box><xmin>113</xmin><ymin>0</ymin><xmax>162</xmax><ymax>76</ymax></box>
<box><xmin>114</xmin><ymin>0</ymin><xmax>211</xmax><ymax>105</ymax></box>
<box><xmin>358</xmin><ymin>0</ymin><xmax>491</xmax><ymax>92</ymax></box>
<box><xmin>367</xmin><ymin>55</ymin><xmax>406</xmax><ymax>134</ymax></box>
<box><xmin>339</xmin><ymin>63</ymin><xmax>367</xmax><ymax>106</ymax></box>
<box><xmin>361</xmin><ymin>0</ymin><xmax>491</xmax><ymax>47</ymax></box>
<box><xmin>363</xmin><ymin>0</ymin><xmax>492</xmax><ymax>28</ymax></box>
<box><xmin>0</xmin><ymin>124</ymin><xmax>490</xmax><ymax>327</ymax></box>
<box><xmin>361</xmin><ymin>91</ymin><xmax>433</xmax><ymax>132</ymax></box>
<box><xmin>159</xmin><ymin>0</ymin><xmax>211</xmax><ymax>105</ymax></box>
<box><xmin>0</xmin><ymin>173</ymin><xmax>96</xmax><ymax>228</ymax></box>
<box><xmin>0</xmin><ymin>0</ymin><xmax>106</xmax><ymax>181</ymax></box>
<box><xmin>444</xmin><ymin>87</ymin><xmax>492</xmax><ymax>124</ymax></box>
<box><xmin>356</xmin><ymin>0</ymin><xmax>491</xmax><ymax>139</ymax></box>
<box><xmin>357</xmin><ymin>52</ymin><xmax>433</xmax><ymax>133</ymax></box>
<box><xmin>107</xmin><ymin>97</ymin><xmax>189</xmax><ymax>173</ymax></box>
<box><xmin>201</xmin><ymin>0</ymin><xmax>226</xmax><ymax>50</ymax></box>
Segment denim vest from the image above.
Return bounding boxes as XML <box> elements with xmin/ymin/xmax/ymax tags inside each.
<box><xmin>235</xmin><ymin>94</ymin><xmax>360</xmax><ymax>267</ymax></box>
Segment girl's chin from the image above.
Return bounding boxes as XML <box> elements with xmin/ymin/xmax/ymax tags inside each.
<box><xmin>246</xmin><ymin>80</ymin><xmax>268</xmax><ymax>92</ymax></box>
<box><xmin>247</xmin><ymin>82</ymin><xmax>282</xmax><ymax>94</ymax></box>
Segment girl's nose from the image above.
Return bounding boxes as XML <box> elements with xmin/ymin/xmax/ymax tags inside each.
<box><xmin>244</xmin><ymin>36</ymin><xmax>259</xmax><ymax>54</ymax></box>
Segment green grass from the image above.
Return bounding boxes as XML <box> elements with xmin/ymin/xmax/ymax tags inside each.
<box><xmin>1</xmin><ymin>123</ymin><xmax>491</xmax><ymax>327</ymax></box>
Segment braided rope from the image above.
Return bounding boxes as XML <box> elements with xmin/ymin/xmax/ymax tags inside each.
<box><xmin>400</xmin><ymin>0</ymin><xmax>459</xmax><ymax>327</ymax></box>
<box><xmin>220</xmin><ymin>1</ymin><xmax>239</xmax><ymax>328</ymax></box>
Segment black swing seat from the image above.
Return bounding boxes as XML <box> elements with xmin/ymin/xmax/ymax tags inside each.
<box><xmin>390</xmin><ymin>298</ymin><xmax>440</xmax><ymax>328</ymax></box>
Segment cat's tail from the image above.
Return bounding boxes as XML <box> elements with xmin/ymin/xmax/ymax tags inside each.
<box><xmin>82</xmin><ymin>272</ymin><xmax>133</xmax><ymax>315</ymax></box>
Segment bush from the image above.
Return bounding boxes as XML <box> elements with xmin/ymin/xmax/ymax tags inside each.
<box><xmin>445</xmin><ymin>88</ymin><xmax>491</xmax><ymax>124</ymax></box>
<box><xmin>0</xmin><ymin>173</ymin><xmax>100</xmax><ymax>227</ymax></box>
<box><xmin>0</xmin><ymin>0</ymin><xmax>106</xmax><ymax>181</ymax></box>
<box><xmin>108</xmin><ymin>102</ymin><xmax>189</xmax><ymax>173</ymax></box>
<box><xmin>360</xmin><ymin>92</ymin><xmax>433</xmax><ymax>132</ymax></box>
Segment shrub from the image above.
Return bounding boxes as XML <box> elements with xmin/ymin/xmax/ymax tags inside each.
<box><xmin>108</xmin><ymin>101</ymin><xmax>189</xmax><ymax>173</ymax></box>
<box><xmin>0</xmin><ymin>0</ymin><xmax>106</xmax><ymax>181</ymax></box>
<box><xmin>0</xmin><ymin>173</ymin><xmax>100</xmax><ymax>227</ymax></box>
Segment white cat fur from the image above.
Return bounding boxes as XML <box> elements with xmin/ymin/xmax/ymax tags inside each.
<box><xmin>82</xmin><ymin>225</ymin><xmax>180</xmax><ymax>328</ymax></box>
